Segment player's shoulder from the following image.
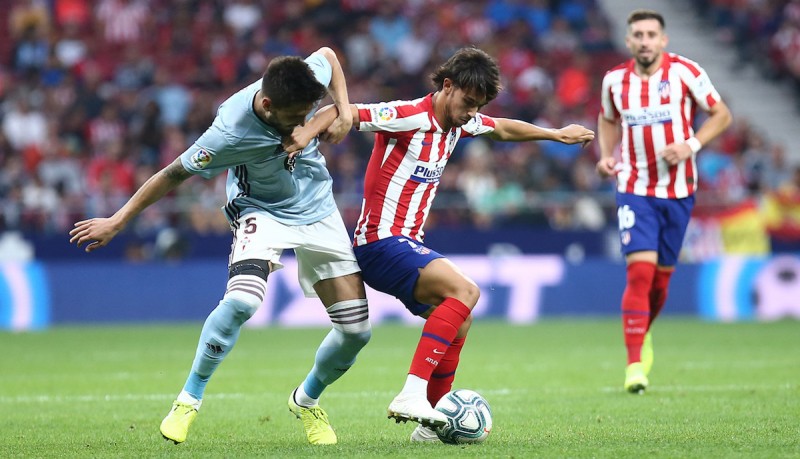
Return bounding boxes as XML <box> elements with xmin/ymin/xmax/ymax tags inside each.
<box><xmin>602</xmin><ymin>60</ymin><xmax>630</xmax><ymax>82</ymax></box>
<box><xmin>364</xmin><ymin>95</ymin><xmax>430</xmax><ymax>112</ymax></box>
<box><xmin>667</xmin><ymin>53</ymin><xmax>705</xmax><ymax>76</ymax></box>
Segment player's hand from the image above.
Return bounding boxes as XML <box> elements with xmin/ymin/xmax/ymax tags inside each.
<box><xmin>596</xmin><ymin>157</ymin><xmax>617</xmax><ymax>178</ymax></box>
<box><xmin>320</xmin><ymin>110</ymin><xmax>353</xmax><ymax>144</ymax></box>
<box><xmin>557</xmin><ymin>124</ymin><xmax>595</xmax><ymax>146</ymax></box>
<box><xmin>658</xmin><ymin>142</ymin><xmax>692</xmax><ymax>165</ymax></box>
<box><xmin>283</xmin><ymin>126</ymin><xmax>317</xmax><ymax>158</ymax></box>
<box><xmin>69</xmin><ymin>217</ymin><xmax>122</xmax><ymax>253</ymax></box>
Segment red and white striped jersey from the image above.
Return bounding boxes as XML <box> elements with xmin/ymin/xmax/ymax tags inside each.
<box><xmin>600</xmin><ymin>52</ymin><xmax>722</xmax><ymax>199</ymax></box>
<box><xmin>353</xmin><ymin>94</ymin><xmax>496</xmax><ymax>246</ymax></box>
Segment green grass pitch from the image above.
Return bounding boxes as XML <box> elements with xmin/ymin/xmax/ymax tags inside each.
<box><xmin>2</xmin><ymin>319</ymin><xmax>798</xmax><ymax>458</ymax></box>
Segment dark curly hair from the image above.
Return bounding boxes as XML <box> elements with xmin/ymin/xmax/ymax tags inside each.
<box><xmin>430</xmin><ymin>47</ymin><xmax>502</xmax><ymax>102</ymax></box>
<box><xmin>627</xmin><ymin>9</ymin><xmax>665</xmax><ymax>29</ymax></box>
<box><xmin>261</xmin><ymin>56</ymin><xmax>327</xmax><ymax>108</ymax></box>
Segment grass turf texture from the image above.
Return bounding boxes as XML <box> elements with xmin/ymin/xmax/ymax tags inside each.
<box><xmin>1</xmin><ymin>319</ymin><xmax>798</xmax><ymax>458</ymax></box>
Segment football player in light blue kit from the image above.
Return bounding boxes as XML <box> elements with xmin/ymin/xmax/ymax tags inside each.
<box><xmin>70</xmin><ymin>47</ymin><xmax>370</xmax><ymax>446</ymax></box>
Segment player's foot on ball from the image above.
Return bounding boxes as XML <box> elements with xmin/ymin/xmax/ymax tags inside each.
<box><xmin>288</xmin><ymin>391</ymin><xmax>337</xmax><ymax>445</ymax></box>
<box><xmin>640</xmin><ymin>331</ymin><xmax>654</xmax><ymax>376</ymax></box>
<box><xmin>160</xmin><ymin>400</ymin><xmax>199</xmax><ymax>444</ymax></box>
<box><xmin>387</xmin><ymin>392</ymin><xmax>447</xmax><ymax>428</ymax></box>
<box><xmin>410</xmin><ymin>424</ymin><xmax>440</xmax><ymax>442</ymax></box>
<box><xmin>624</xmin><ymin>362</ymin><xmax>649</xmax><ymax>394</ymax></box>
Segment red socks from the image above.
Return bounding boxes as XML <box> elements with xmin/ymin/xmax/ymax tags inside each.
<box><xmin>408</xmin><ymin>297</ymin><xmax>470</xmax><ymax>381</ymax></box>
<box><xmin>427</xmin><ymin>336</ymin><xmax>465</xmax><ymax>406</ymax></box>
<box><xmin>649</xmin><ymin>269</ymin><xmax>673</xmax><ymax>328</ymax></box>
<box><xmin>622</xmin><ymin>262</ymin><xmax>655</xmax><ymax>364</ymax></box>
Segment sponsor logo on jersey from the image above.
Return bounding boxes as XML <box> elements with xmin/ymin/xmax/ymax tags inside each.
<box><xmin>190</xmin><ymin>149</ymin><xmax>212</xmax><ymax>169</ymax></box>
<box><xmin>622</xmin><ymin>105</ymin><xmax>672</xmax><ymax>126</ymax></box>
<box><xmin>373</xmin><ymin>106</ymin><xmax>397</xmax><ymax>123</ymax></box>
<box><xmin>410</xmin><ymin>162</ymin><xmax>445</xmax><ymax>183</ymax></box>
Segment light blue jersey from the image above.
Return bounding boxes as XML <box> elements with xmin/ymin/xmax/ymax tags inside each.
<box><xmin>179</xmin><ymin>53</ymin><xmax>335</xmax><ymax>226</ymax></box>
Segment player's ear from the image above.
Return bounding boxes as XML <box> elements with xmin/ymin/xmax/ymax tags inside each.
<box><xmin>262</xmin><ymin>96</ymin><xmax>273</xmax><ymax>113</ymax></box>
<box><xmin>442</xmin><ymin>78</ymin><xmax>453</xmax><ymax>94</ymax></box>
<box><xmin>662</xmin><ymin>32</ymin><xmax>669</xmax><ymax>48</ymax></box>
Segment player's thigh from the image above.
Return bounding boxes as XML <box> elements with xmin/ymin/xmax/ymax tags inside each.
<box><xmin>626</xmin><ymin>250</ymin><xmax>658</xmax><ymax>265</ymax></box>
<box><xmin>414</xmin><ymin>257</ymin><xmax>480</xmax><ymax>308</ymax></box>
<box><xmin>229</xmin><ymin>212</ymin><xmax>300</xmax><ymax>271</ymax></box>
<box><xmin>294</xmin><ymin>211</ymin><xmax>362</xmax><ymax>304</ymax></box>
<box><xmin>655</xmin><ymin>195</ymin><xmax>695</xmax><ymax>266</ymax></box>
<box><xmin>353</xmin><ymin>236</ymin><xmax>442</xmax><ymax>316</ymax></box>
<box><xmin>616</xmin><ymin>192</ymin><xmax>660</xmax><ymax>257</ymax></box>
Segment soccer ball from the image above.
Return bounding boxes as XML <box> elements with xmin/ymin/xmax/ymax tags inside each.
<box><xmin>434</xmin><ymin>389</ymin><xmax>492</xmax><ymax>444</ymax></box>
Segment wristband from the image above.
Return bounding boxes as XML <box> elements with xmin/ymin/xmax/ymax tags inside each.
<box><xmin>686</xmin><ymin>137</ymin><xmax>702</xmax><ymax>154</ymax></box>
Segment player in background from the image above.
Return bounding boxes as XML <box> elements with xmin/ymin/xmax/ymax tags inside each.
<box><xmin>69</xmin><ymin>48</ymin><xmax>371</xmax><ymax>445</ymax></box>
<box><xmin>596</xmin><ymin>9</ymin><xmax>731</xmax><ymax>393</ymax></box>
<box><xmin>303</xmin><ymin>47</ymin><xmax>593</xmax><ymax>441</ymax></box>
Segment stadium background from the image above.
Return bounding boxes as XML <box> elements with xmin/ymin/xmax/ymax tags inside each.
<box><xmin>2</xmin><ymin>0</ymin><xmax>800</xmax><ymax>329</ymax></box>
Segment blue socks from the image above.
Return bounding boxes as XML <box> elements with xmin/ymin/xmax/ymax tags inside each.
<box><xmin>303</xmin><ymin>328</ymin><xmax>372</xmax><ymax>398</ymax></box>
<box><xmin>182</xmin><ymin>296</ymin><xmax>256</xmax><ymax>399</ymax></box>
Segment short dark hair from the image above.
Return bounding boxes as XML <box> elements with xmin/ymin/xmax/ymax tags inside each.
<box><xmin>627</xmin><ymin>9</ymin><xmax>665</xmax><ymax>29</ymax></box>
<box><xmin>430</xmin><ymin>47</ymin><xmax>502</xmax><ymax>102</ymax></box>
<box><xmin>261</xmin><ymin>56</ymin><xmax>327</xmax><ymax>108</ymax></box>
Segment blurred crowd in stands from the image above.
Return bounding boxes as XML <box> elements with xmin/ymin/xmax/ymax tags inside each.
<box><xmin>1</xmin><ymin>0</ymin><xmax>799</xmax><ymax>249</ymax></box>
<box><xmin>688</xmin><ymin>0</ymin><xmax>800</xmax><ymax>106</ymax></box>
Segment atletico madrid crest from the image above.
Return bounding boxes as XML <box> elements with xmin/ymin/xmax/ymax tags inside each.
<box><xmin>658</xmin><ymin>80</ymin><xmax>670</xmax><ymax>99</ymax></box>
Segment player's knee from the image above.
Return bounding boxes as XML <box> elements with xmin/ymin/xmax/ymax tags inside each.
<box><xmin>626</xmin><ymin>262</ymin><xmax>656</xmax><ymax>291</ymax></box>
<box><xmin>343</xmin><ymin>328</ymin><xmax>372</xmax><ymax>350</ymax></box>
<box><xmin>223</xmin><ymin>259</ymin><xmax>269</xmax><ymax>321</ymax></box>
<box><xmin>219</xmin><ymin>294</ymin><xmax>260</xmax><ymax>326</ymax></box>
<box><xmin>454</xmin><ymin>279</ymin><xmax>480</xmax><ymax>308</ymax></box>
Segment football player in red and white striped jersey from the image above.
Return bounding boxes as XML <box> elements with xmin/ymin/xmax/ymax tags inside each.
<box><xmin>596</xmin><ymin>9</ymin><xmax>732</xmax><ymax>394</ymax></box>
<box><xmin>308</xmin><ymin>47</ymin><xmax>593</xmax><ymax>439</ymax></box>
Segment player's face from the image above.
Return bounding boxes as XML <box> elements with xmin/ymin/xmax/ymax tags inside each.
<box><xmin>443</xmin><ymin>80</ymin><xmax>487</xmax><ymax>128</ymax></box>
<box><xmin>626</xmin><ymin>19</ymin><xmax>668</xmax><ymax>69</ymax></box>
<box><xmin>264</xmin><ymin>102</ymin><xmax>314</xmax><ymax>135</ymax></box>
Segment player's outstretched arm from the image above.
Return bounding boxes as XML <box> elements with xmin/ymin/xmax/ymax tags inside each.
<box><xmin>69</xmin><ymin>157</ymin><xmax>192</xmax><ymax>252</ymax></box>
<box><xmin>488</xmin><ymin>118</ymin><xmax>595</xmax><ymax>145</ymax></box>
<box><xmin>315</xmin><ymin>47</ymin><xmax>352</xmax><ymax>144</ymax></box>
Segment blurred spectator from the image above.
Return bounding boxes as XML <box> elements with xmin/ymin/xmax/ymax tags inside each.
<box><xmin>10</xmin><ymin>0</ymin><xmax>51</xmax><ymax>39</ymax></box>
<box><xmin>3</xmin><ymin>95</ymin><xmax>47</xmax><ymax>153</ymax></box>
<box><xmin>223</xmin><ymin>0</ymin><xmax>262</xmax><ymax>40</ymax></box>
<box><xmin>95</xmin><ymin>0</ymin><xmax>150</xmax><ymax>45</ymax></box>
<box><xmin>12</xmin><ymin>24</ymin><xmax>49</xmax><ymax>74</ymax></box>
<box><xmin>54</xmin><ymin>22</ymin><xmax>89</xmax><ymax>70</ymax></box>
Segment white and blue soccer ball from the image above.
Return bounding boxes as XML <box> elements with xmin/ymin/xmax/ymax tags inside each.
<box><xmin>434</xmin><ymin>389</ymin><xmax>492</xmax><ymax>444</ymax></box>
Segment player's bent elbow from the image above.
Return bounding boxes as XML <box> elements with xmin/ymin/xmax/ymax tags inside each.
<box><xmin>316</xmin><ymin>46</ymin><xmax>337</xmax><ymax>62</ymax></box>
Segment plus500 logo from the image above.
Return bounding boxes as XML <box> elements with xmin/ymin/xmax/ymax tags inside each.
<box><xmin>410</xmin><ymin>163</ymin><xmax>445</xmax><ymax>183</ymax></box>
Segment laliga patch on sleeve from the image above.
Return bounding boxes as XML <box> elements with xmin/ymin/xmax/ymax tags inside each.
<box><xmin>190</xmin><ymin>149</ymin><xmax>212</xmax><ymax>169</ymax></box>
<box><xmin>372</xmin><ymin>105</ymin><xmax>397</xmax><ymax>123</ymax></box>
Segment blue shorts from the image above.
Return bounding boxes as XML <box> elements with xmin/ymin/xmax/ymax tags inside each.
<box><xmin>353</xmin><ymin>236</ymin><xmax>444</xmax><ymax>316</ymax></box>
<box><xmin>615</xmin><ymin>192</ymin><xmax>695</xmax><ymax>266</ymax></box>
